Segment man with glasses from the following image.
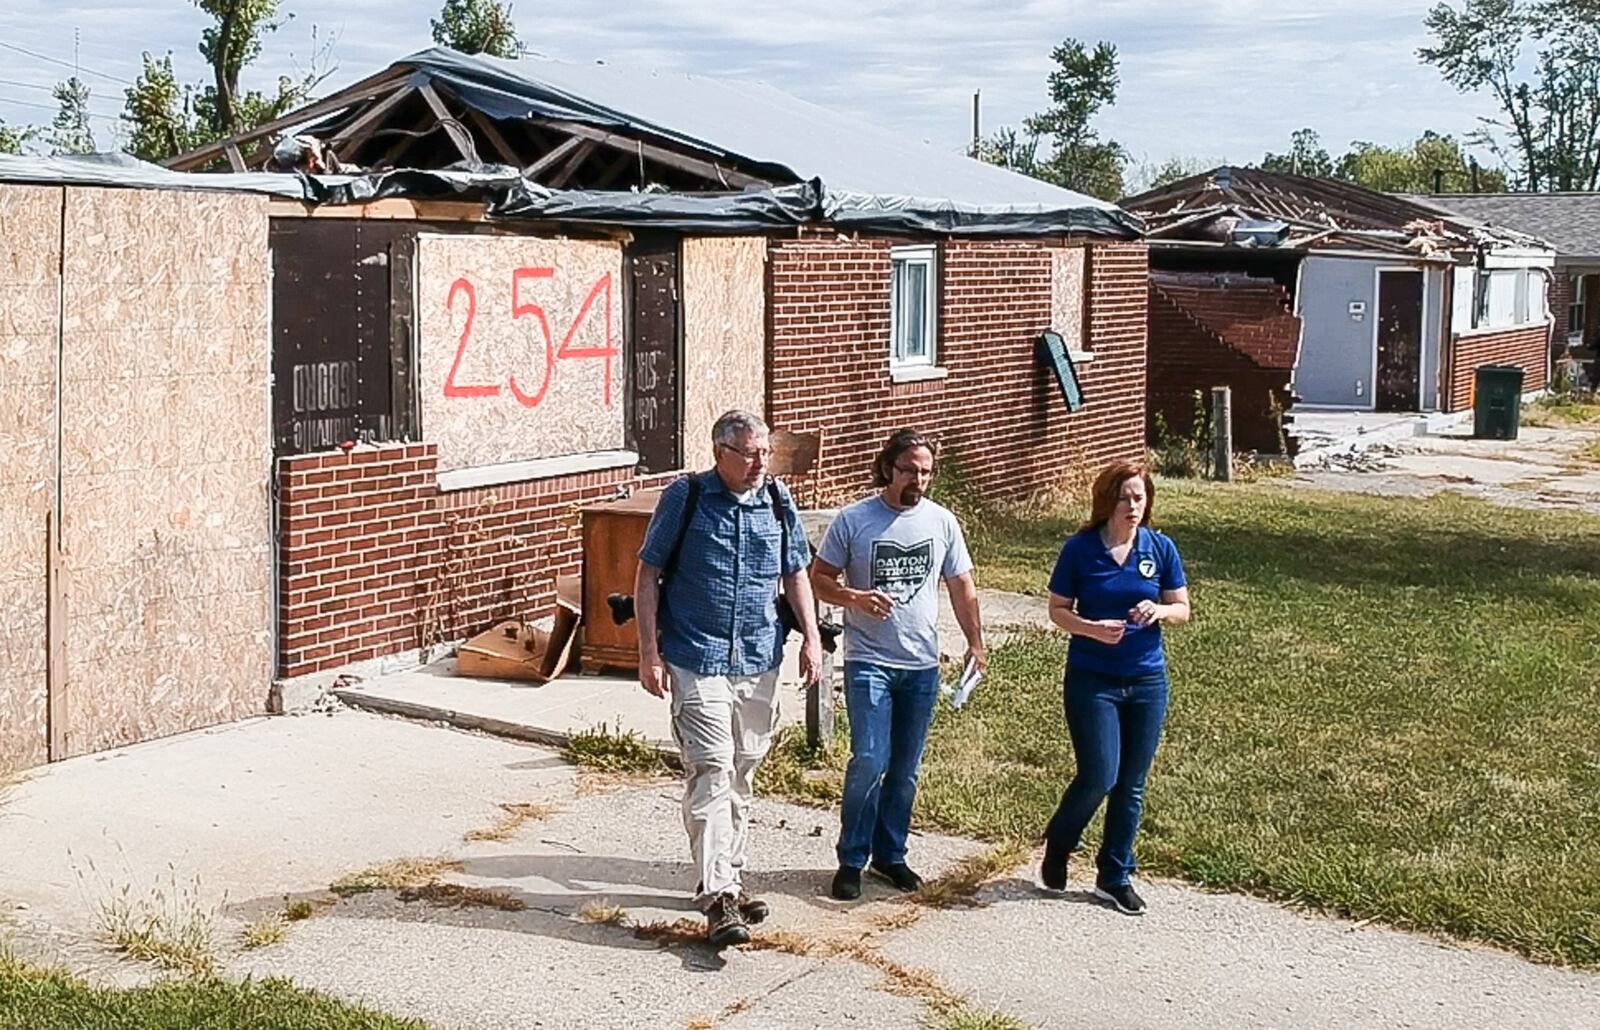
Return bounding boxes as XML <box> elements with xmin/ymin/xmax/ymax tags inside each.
<box><xmin>808</xmin><ymin>429</ymin><xmax>984</xmax><ymax>900</ymax></box>
<box><xmin>634</xmin><ymin>409</ymin><xmax>821</xmax><ymax>946</ymax></box>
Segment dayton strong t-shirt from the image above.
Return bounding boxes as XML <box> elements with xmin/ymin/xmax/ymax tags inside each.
<box><xmin>817</xmin><ymin>496</ymin><xmax>973</xmax><ymax>670</ymax></box>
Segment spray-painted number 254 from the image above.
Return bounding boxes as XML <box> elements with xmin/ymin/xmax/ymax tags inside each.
<box><xmin>442</xmin><ymin>268</ymin><xmax>616</xmax><ymax>407</ymax></box>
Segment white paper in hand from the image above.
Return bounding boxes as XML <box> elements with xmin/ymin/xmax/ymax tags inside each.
<box><xmin>949</xmin><ymin>656</ymin><xmax>982</xmax><ymax>710</ymax></box>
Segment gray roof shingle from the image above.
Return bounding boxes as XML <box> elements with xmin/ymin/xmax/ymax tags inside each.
<box><xmin>1405</xmin><ymin>193</ymin><xmax>1600</xmax><ymax>259</ymax></box>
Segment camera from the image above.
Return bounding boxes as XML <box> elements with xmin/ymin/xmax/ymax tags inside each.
<box><xmin>606</xmin><ymin>592</ymin><xmax>841</xmax><ymax>653</ymax></box>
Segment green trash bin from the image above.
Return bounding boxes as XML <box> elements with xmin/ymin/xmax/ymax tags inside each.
<box><xmin>1473</xmin><ymin>365</ymin><xmax>1524</xmax><ymax>440</ymax></box>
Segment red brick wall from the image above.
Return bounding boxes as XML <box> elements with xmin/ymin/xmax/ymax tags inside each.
<box><xmin>277</xmin><ymin>444</ymin><xmax>631</xmax><ymax>677</ymax></box>
<box><xmin>1550</xmin><ymin>273</ymin><xmax>1574</xmax><ymax>338</ymax></box>
<box><xmin>766</xmin><ymin>236</ymin><xmax>1148</xmax><ymax>503</ymax></box>
<box><xmin>1147</xmin><ymin>289</ymin><xmax>1294</xmax><ymax>454</ymax></box>
<box><xmin>1444</xmin><ymin>325</ymin><xmax>1549</xmax><ymax>412</ymax></box>
<box><xmin>278</xmin><ymin>235</ymin><xmax>1149</xmax><ymax>676</ymax></box>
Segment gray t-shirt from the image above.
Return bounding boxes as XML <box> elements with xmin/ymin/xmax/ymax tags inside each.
<box><xmin>816</xmin><ymin>495</ymin><xmax>973</xmax><ymax>670</ymax></box>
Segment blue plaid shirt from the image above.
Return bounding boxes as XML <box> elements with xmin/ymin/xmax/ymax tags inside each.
<box><xmin>638</xmin><ymin>471</ymin><xmax>810</xmax><ymax>677</ymax></box>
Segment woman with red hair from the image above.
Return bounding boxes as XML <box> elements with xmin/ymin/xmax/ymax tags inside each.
<box><xmin>1039</xmin><ymin>461</ymin><xmax>1191</xmax><ymax>915</ymax></box>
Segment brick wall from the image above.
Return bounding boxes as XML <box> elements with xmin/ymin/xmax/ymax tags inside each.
<box><xmin>1550</xmin><ymin>273</ymin><xmax>1574</xmax><ymax>339</ymax></box>
<box><xmin>279</xmin><ymin>234</ymin><xmax>1149</xmax><ymax>676</ymax></box>
<box><xmin>766</xmin><ymin>236</ymin><xmax>1148</xmax><ymax>503</ymax></box>
<box><xmin>1444</xmin><ymin>325</ymin><xmax>1549</xmax><ymax>412</ymax></box>
<box><xmin>1147</xmin><ymin>273</ymin><xmax>1299</xmax><ymax>455</ymax></box>
<box><xmin>277</xmin><ymin>445</ymin><xmax>631</xmax><ymax>677</ymax></box>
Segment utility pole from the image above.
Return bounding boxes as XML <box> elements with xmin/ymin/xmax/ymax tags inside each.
<box><xmin>971</xmin><ymin>90</ymin><xmax>980</xmax><ymax>156</ymax></box>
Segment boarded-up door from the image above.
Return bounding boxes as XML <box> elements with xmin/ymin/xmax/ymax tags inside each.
<box><xmin>627</xmin><ymin>237</ymin><xmax>681</xmax><ymax>473</ymax></box>
<box><xmin>1376</xmin><ymin>269</ymin><xmax>1424</xmax><ymax>412</ymax></box>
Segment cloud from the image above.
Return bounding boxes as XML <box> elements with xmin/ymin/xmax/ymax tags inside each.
<box><xmin>0</xmin><ymin>0</ymin><xmax>1503</xmax><ymax>171</ymax></box>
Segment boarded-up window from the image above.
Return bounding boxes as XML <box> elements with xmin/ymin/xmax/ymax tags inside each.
<box><xmin>416</xmin><ymin>234</ymin><xmax>625</xmax><ymax>474</ymax></box>
<box><xmin>1052</xmin><ymin>247</ymin><xmax>1088</xmax><ymax>351</ymax></box>
<box><xmin>627</xmin><ymin>236</ymin><xmax>681</xmax><ymax>474</ymax></box>
<box><xmin>680</xmin><ymin>237</ymin><xmax>767</xmax><ymax>461</ymax></box>
<box><xmin>271</xmin><ymin>220</ymin><xmax>407</xmax><ymax>454</ymax></box>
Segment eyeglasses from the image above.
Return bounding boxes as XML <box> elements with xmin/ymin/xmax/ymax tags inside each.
<box><xmin>893</xmin><ymin>464</ymin><xmax>936</xmax><ymax>480</ymax></box>
<box><xmin>718</xmin><ymin>443</ymin><xmax>771</xmax><ymax>462</ymax></box>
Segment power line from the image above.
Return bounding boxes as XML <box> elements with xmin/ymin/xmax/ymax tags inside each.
<box><xmin>0</xmin><ymin>40</ymin><xmax>135</xmax><ymax>87</ymax></box>
<box><xmin>0</xmin><ymin>78</ymin><xmax>60</xmax><ymax>95</ymax></box>
<box><xmin>0</xmin><ymin>95</ymin><xmax>124</xmax><ymax>122</ymax></box>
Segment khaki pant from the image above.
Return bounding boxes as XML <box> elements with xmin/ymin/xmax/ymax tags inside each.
<box><xmin>667</xmin><ymin>662</ymin><xmax>780</xmax><ymax>905</ymax></box>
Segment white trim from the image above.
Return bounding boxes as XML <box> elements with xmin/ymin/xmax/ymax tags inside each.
<box><xmin>889</xmin><ymin>364</ymin><xmax>950</xmax><ymax>384</ymax></box>
<box><xmin>1066</xmin><ymin>349</ymin><xmax>1095</xmax><ymax>364</ymax></box>
<box><xmin>1455</xmin><ymin>319</ymin><xmax>1548</xmax><ymax>339</ymax></box>
<box><xmin>889</xmin><ymin>245</ymin><xmax>938</xmax><ymax>368</ymax></box>
<box><xmin>436</xmin><ymin>449</ymin><xmax>639</xmax><ymax>492</ymax></box>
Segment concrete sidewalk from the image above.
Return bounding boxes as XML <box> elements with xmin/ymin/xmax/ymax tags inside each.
<box><xmin>2</xmin><ymin>711</ymin><xmax>1596</xmax><ymax>1029</ymax></box>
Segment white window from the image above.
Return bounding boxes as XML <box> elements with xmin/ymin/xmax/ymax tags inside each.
<box><xmin>1476</xmin><ymin>269</ymin><xmax>1521</xmax><ymax>328</ymax></box>
<box><xmin>1569</xmin><ymin>275</ymin><xmax>1585</xmax><ymax>335</ymax></box>
<box><xmin>890</xmin><ymin>246</ymin><xmax>938</xmax><ymax>367</ymax></box>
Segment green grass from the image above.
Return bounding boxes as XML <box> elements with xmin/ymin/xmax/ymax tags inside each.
<box><xmin>1522</xmin><ymin>393</ymin><xmax>1600</xmax><ymax>427</ymax></box>
<box><xmin>0</xmin><ymin>950</ymin><xmax>425</xmax><ymax>1029</ymax></box>
<box><xmin>771</xmin><ymin>480</ymin><xmax>1600</xmax><ymax>967</ymax></box>
<box><xmin>562</xmin><ymin>721</ymin><xmax>667</xmax><ymax>774</ymax></box>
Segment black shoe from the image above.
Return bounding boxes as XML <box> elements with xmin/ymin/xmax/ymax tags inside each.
<box><xmin>1093</xmin><ymin>881</ymin><xmax>1147</xmax><ymax>916</ymax></box>
<box><xmin>738</xmin><ymin>891</ymin><xmax>769</xmax><ymax>925</ymax></box>
<box><xmin>868</xmin><ymin>861</ymin><xmax>923</xmax><ymax>893</ymax></box>
<box><xmin>696</xmin><ymin>881</ymin><xmax>768</xmax><ymax>925</ymax></box>
<box><xmin>830</xmin><ymin>866</ymin><xmax>862</xmax><ymax>900</ymax></box>
<box><xmin>1040</xmin><ymin>841</ymin><xmax>1069</xmax><ymax>891</ymax></box>
<box><xmin>705</xmin><ymin>892</ymin><xmax>750</xmax><ymax>946</ymax></box>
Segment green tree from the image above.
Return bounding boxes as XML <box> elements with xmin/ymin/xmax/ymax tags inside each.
<box><xmin>1420</xmin><ymin>0</ymin><xmax>1600</xmax><ymax>190</ymax></box>
<box><xmin>0</xmin><ymin>119</ymin><xmax>37</xmax><ymax>156</ymax></box>
<box><xmin>972</xmin><ymin>125</ymin><xmax>1043</xmax><ymax>177</ymax></box>
<box><xmin>1336</xmin><ymin>130</ymin><xmax>1508</xmax><ymax>192</ymax></box>
<box><xmin>123</xmin><ymin>53</ymin><xmax>203</xmax><ymax>162</ymax></box>
<box><xmin>1260</xmin><ymin>128</ymin><xmax>1334</xmax><ymax>177</ymax></box>
<box><xmin>431</xmin><ymin>0</ymin><xmax>522</xmax><ymax>58</ymax></box>
<box><xmin>1124</xmin><ymin>155</ymin><xmax>1218</xmax><ymax>195</ymax></box>
<box><xmin>121</xmin><ymin>2</ymin><xmax>333</xmax><ymax>163</ymax></box>
<box><xmin>1022</xmin><ymin>39</ymin><xmax>1127</xmax><ymax>200</ymax></box>
<box><xmin>49</xmin><ymin>77</ymin><xmax>95</xmax><ymax>154</ymax></box>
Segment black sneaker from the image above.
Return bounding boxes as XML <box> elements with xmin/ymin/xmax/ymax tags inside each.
<box><xmin>695</xmin><ymin>881</ymin><xmax>768</xmax><ymax>924</ymax></box>
<box><xmin>830</xmin><ymin>866</ymin><xmax>862</xmax><ymax>900</ymax></box>
<box><xmin>868</xmin><ymin>861</ymin><xmax>923</xmax><ymax>893</ymax></box>
<box><xmin>1093</xmin><ymin>882</ymin><xmax>1146</xmax><ymax>916</ymax></box>
<box><xmin>705</xmin><ymin>892</ymin><xmax>750</xmax><ymax>946</ymax></box>
<box><xmin>1040</xmin><ymin>841</ymin><xmax>1069</xmax><ymax>891</ymax></box>
<box><xmin>738</xmin><ymin>891</ymin><xmax>769</xmax><ymax>925</ymax></box>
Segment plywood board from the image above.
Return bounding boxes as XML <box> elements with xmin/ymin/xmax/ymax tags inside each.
<box><xmin>0</xmin><ymin>184</ymin><xmax>60</xmax><ymax>770</ymax></box>
<box><xmin>681</xmin><ymin>237</ymin><xmax>766</xmax><ymax>462</ymax></box>
<box><xmin>57</xmin><ymin>187</ymin><xmax>272</xmax><ymax>758</ymax></box>
<box><xmin>416</xmin><ymin>235</ymin><xmax>625</xmax><ymax>473</ymax></box>
<box><xmin>1051</xmin><ymin>246</ymin><xmax>1087</xmax><ymax>349</ymax></box>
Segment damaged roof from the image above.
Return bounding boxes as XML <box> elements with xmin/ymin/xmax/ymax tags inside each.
<box><xmin>155</xmin><ymin>47</ymin><xmax>1138</xmax><ymax>238</ymax></box>
<box><xmin>1402</xmin><ymin>192</ymin><xmax>1600</xmax><ymax>262</ymax></box>
<box><xmin>1122</xmin><ymin>166</ymin><xmax>1545</xmax><ymax>257</ymax></box>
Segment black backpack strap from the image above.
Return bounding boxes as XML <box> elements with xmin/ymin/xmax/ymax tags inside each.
<box><xmin>767</xmin><ymin>478</ymin><xmax>801</xmax><ymax>570</ymax></box>
<box><xmin>659</xmin><ymin>473</ymin><xmax>701</xmax><ymax>586</ymax></box>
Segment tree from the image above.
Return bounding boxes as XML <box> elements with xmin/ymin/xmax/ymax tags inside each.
<box><xmin>122</xmin><ymin>2</ymin><xmax>334</xmax><ymax>163</ymax></box>
<box><xmin>972</xmin><ymin>126</ymin><xmax>1043</xmax><ymax>177</ymax></box>
<box><xmin>1336</xmin><ymin>131</ymin><xmax>1508</xmax><ymax>192</ymax></box>
<box><xmin>0</xmin><ymin>120</ymin><xmax>37</xmax><ymax>156</ymax></box>
<box><xmin>1260</xmin><ymin>128</ymin><xmax>1334</xmax><ymax>177</ymax></box>
<box><xmin>49</xmin><ymin>77</ymin><xmax>95</xmax><ymax>154</ymax></box>
<box><xmin>432</xmin><ymin>0</ymin><xmax>522</xmax><ymax>59</ymax></box>
<box><xmin>123</xmin><ymin>53</ymin><xmax>203</xmax><ymax>162</ymax></box>
<box><xmin>1022</xmin><ymin>39</ymin><xmax>1127</xmax><ymax>200</ymax></box>
<box><xmin>1419</xmin><ymin>0</ymin><xmax>1600</xmax><ymax>190</ymax></box>
<box><xmin>1124</xmin><ymin>155</ymin><xmax>1219</xmax><ymax>195</ymax></box>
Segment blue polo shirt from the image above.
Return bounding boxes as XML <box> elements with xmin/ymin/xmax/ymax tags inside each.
<box><xmin>639</xmin><ymin>472</ymin><xmax>810</xmax><ymax>677</ymax></box>
<box><xmin>1048</xmin><ymin>526</ymin><xmax>1186</xmax><ymax>676</ymax></box>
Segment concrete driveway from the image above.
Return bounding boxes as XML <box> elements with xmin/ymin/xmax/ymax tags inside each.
<box><xmin>2</xmin><ymin>711</ymin><xmax>1596</xmax><ymax>1029</ymax></box>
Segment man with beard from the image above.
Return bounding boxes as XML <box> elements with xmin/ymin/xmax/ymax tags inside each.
<box><xmin>808</xmin><ymin>429</ymin><xmax>984</xmax><ymax>900</ymax></box>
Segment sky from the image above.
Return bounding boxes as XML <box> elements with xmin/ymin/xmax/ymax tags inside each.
<box><xmin>0</xmin><ymin>0</ymin><xmax>1506</xmax><ymax>180</ymax></box>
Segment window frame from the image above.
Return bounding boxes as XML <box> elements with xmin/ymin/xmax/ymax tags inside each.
<box><xmin>889</xmin><ymin>245</ymin><xmax>939</xmax><ymax>370</ymax></box>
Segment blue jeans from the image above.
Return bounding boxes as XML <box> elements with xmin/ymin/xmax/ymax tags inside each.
<box><xmin>1043</xmin><ymin>665</ymin><xmax>1169</xmax><ymax>887</ymax></box>
<box><xmin>836</xmin><ymin>662</ymin><xmax>940</xmax><ymax>870</ymax></box>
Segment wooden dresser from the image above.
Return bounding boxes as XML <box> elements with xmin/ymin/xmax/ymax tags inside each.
<box><xmin>579</xmin><ymin>489</ymin><xmax>662</xmax><ymax>670</ymax></box>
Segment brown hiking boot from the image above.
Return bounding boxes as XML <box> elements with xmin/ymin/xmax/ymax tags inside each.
<box><xmin>737</xmin><ymin>890</ymin><xmax>769</xmax><ymax>924</ymax></box>
<box><xmin>705</xmin><ymin>892</ymin><xmax>750</xmax><ymax>947</ymax></box>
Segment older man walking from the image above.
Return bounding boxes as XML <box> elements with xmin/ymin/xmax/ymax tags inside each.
<box><xmin>634</xmin><ymin>410</ymin><xmax>822</xmax><ymax>946</ymax></box>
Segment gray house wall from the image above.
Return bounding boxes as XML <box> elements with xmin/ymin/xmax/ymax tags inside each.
<box><xmin>1293</xmin><ymin>255</ymin><xmax>1445</xmax><ymax>410</ymax></box>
